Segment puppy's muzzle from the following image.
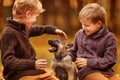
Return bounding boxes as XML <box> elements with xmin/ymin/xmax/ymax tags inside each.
<box><xmin>48</xmin><ymin>40</ymin><xmax>58</xmax><ymax>52</ymax></box>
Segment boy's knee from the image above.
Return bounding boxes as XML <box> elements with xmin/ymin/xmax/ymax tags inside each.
<box><xmin>19</xmin><ymin>72</ymin><xmax>59</xmax><ymax>80</ymax></box>
<box><xmin>83</xmin><ymin>72</ymin><xmax>108</xmax><ymax>80</ymax></box>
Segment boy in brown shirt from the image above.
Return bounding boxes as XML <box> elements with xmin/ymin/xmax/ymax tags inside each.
<box><xmin>1</xmin><ymin>0</ymin><xmax>67</xmax><ymax>80</ymax></box>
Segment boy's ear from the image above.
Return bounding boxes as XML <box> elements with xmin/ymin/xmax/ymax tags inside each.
<box><xmin>25</xmin><ymin>11</ymin><xmax>32</xmax><ymax>18</ymax></box>
<box><xmin>97</xmin><ymin>20</ymin><xmax>102</xmax><ymax>27</ymax></box>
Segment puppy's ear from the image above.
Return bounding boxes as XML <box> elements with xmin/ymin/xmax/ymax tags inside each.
<box><xmin>65</xmin><ymin>43</ymin><xmax>73</xmax><ymax>49</ymax></box>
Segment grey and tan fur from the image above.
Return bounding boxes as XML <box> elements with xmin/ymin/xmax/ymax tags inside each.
<box><xmin>48</xmin><ymin>39</ymin><xmax>77</xmax><ymax>80</ymax></box>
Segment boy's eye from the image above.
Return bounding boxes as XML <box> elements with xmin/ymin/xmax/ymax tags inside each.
<box><xmin>83</xmin><ymin>24</ymin><xmax>90</xmax><ymax>28</ymax></box>
<box><xmin>84</xmin><ymin>24</ymin><xmax>90</xmax><ymax>27</ymax></box>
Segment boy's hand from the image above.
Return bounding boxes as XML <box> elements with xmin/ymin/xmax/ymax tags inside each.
<box><xmin>75</xmin><ymin>58</ymin><xmax>87</xmax><ymax>68</ymax></box>
<box><xmin>55</xmin><ymin>29</ymin><xmax>68</xmax><ymax>40</ymax></box>
<box><xmin>35</xmin><ymin>59</ymin><xmax>47</xmax><ymax>70</ymax></box>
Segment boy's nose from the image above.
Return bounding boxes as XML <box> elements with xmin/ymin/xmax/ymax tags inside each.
<box><xmin>82</xmin><ymin>25</ymin><xmax>86</xmax><ymax>30</ymax></box>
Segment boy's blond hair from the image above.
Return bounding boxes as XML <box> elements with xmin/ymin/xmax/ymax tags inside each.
<box><xmin>79</xmin><ymin>3</ymin><xmax>107</xmax><ymax>24</ymax></box>
<box><xmin>12</xmin><ymin>0</ymin><xmax>45</xmax><ymax>18</ymax></box>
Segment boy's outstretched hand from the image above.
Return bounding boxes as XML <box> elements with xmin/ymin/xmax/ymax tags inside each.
<box><xmin>55</xmin><ymin>29</ymin><xmax>68</xmax><ymax>40</ymax></box>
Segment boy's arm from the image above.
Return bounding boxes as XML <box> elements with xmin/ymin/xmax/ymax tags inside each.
<box><xmin>1</xmin><ymin>32</ymin><xmax>35</xmax><ymax>70</ymax></box>
<box><xmin>29</xmin><ymin>25</ymin><xmax>67</xmax><ymax>39</ymax></box>
<box><xmin>29</xmin><ymin>25</ymin><xmax>57</xmax><ymax>37</ymax></box>
<box><xmin>87</xmin><ymin>34</ymin><xmax>117</xmax><ymax>69</ymax></box>
<box><xmin>67</xmin><ymin>34</ymin><xmax>78</xmax><ymax>62</ymax></box>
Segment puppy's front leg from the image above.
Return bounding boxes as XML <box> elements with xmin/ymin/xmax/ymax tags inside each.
<box><xmin>50</xmin><ymin>60</ymin><xmax>57</xmax><ymax>75</ymax></box>
<box><xmin>65</xmin><ymin>65</ymin><xmax>75</xmax><ymax>80</ymax></box>
<box><xmin>63</xmin><ymin>55</ymin><xmax>76</xmax><ymax>80</ymax></box>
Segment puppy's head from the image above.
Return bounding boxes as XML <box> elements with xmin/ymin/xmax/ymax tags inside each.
<box><xmin>48</xmin><ymin>39</ymin><xmax>64</xmax><ymax>53</ymax></box>
<box><xmin>48</xmin><ymin>39</ymin><xmax>73</xmax><ymax>55</ymax></box>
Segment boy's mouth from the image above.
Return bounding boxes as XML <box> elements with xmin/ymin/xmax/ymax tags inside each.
<box><xmin>85</xmin><ymin>30</ymin><xmax>91</xmax><ymax>35</ymax></box>
<box><xmin>85</xmin><ymin>30</ymin><xmax>89</xmax><ymax>33</ymax></box>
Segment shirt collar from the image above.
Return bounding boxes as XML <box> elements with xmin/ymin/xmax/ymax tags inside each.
<box><xmin>90</xmin><ymin>24</ymin><xmax>107</xmax><ymax>39</ymax></box>
<box><xmin>6</xmin><ymin>17</ymin><xmax>26</xmax><ymax>31</ymax></box>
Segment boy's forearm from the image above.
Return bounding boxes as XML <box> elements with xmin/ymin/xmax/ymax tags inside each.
<box><xmin>67</xmin><ymin>51</ymin><xmax>76</xmax><ymax>62</ymax></box>
<box><xmin>29</xmin><ymin>25</ymin><xmax>57</xmax><ymax>37</ymax></box>
<box><xmin>87</xmin><ymin>56</ymin><xmax>116</xmax><ymax>69</ymax></box>
<box><xmin>2</xmin><ymin>52</ymin><xmax>36</xmax><ymax>70</ymax></box>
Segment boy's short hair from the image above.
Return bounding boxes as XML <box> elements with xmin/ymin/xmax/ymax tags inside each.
<box><xmin>12</xmin><ymin>0</ymin><xmax>45</xmax><ymax>18</ymax></box>
<box><xmin>79</xmin><ymin>3</ymin><xmax>107</xmax><ymax>24</ymax></box>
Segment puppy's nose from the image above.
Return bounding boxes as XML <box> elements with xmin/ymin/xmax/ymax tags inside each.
<box><xmin>48</xmin><ymin>40</ymin><xmax>53</xmax><ymax>45</ymax></box>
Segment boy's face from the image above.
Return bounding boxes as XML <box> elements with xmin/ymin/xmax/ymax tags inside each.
<box><xmin>80</xmin><ymin>19</ymin><xmax>102</xmax><ymax>35</ymax></box>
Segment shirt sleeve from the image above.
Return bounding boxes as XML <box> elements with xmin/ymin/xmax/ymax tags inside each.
<box><xmin>29</xmin><ymin>25</ymin><xmax>57</xmax><ymax>37</ymax></box>
<box><xmin>87</xmin><ymin>34</ymin><xmax>117</xmax><ymax>69</ymax></box>
<box><xmin>67</xmin><ymin>34</ymin><xmax>78</xmax><ymax>62</ymax></box>
<box><xmin>1</xmin><ymin>32</ymin><xmax>36</xmax><ymax>70</ymax></box>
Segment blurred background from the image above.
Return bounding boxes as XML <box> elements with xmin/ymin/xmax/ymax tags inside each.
<box><xmin>0</xmin><ymin>0</ymin><xmax>120</xmax><ymax>76</ymax></box>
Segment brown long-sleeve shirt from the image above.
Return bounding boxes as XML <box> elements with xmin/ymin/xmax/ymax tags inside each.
<box><xmin>1</xmin><ymin>17</ymin><xmax>57</xmax><ymax>80</ymax></box>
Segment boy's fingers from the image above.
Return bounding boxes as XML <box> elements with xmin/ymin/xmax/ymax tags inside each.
<box><xmin>62</xmin><ymin>32</ymin><xmax>68</xmax><ymax>40</ymax></box>
<box><xmin>55</xmin><ymin>29</ymin><xmax>68</xmax><ymax>40</ymax></box>
<box><xmin>60</xmin><ymin>32</ymin><xmax>68</xmax><ymax>40</ymax></box>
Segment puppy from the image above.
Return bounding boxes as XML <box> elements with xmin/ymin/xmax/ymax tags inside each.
<box><xmin>48</xmin><ymin>39</ymin><xmax>77</xmax><ymax>80</ymax></box>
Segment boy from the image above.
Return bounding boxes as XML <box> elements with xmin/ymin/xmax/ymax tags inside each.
<box><xmin>0</xmin><ymin>0</ymin><xmax>67</xmax><ymax>80</ymax></box>
<box><xmin>68</xmin><ymin>3</ymin><xmax>120</xmax><ymax>80</ymax></box>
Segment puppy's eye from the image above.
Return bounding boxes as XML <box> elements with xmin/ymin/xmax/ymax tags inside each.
<box><xmin>55</xmin><ymin>40</ymin><xmax>59</xmax><ymax>43</ymax></box>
